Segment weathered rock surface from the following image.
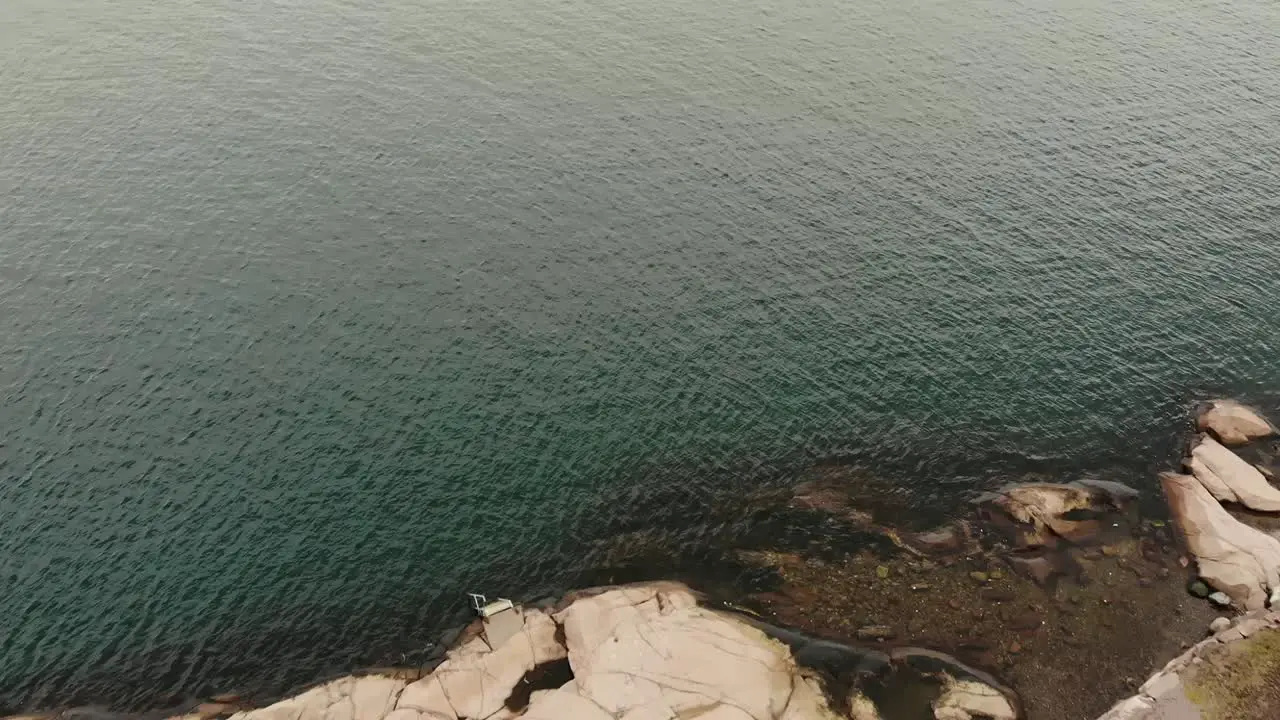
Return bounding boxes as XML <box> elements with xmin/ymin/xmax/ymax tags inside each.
<box><xmin>1197</xmin><ymin>400</ymin><xmax>1275</xmax><ymax>447</ymax></box>
<box><xmin>194</xmin><ymin>704</ymin><xmax>237</xmax><ymax>720</ymax></box>
<box><xmin>556</xmin><ymin>583</ymin><xmax>841</xmax><ymax>720</ymax></box>
<box><xmin>848</xmin><ymin>693</ymin><xmax>882</xmax><ymax>720</ymax></box>
<box><xmin>932</xmin><ymin>676</ymin><xmax>1017</xmax><ymax>720</ymax></box>
<box><xmin>1187</xmin><ymin>435</ymin><xmax>1280</xmax><ymax>512</ymax></box>
<box><xmin>1161</xmin><ymin>472</ymin><xmax>1280</xmax><ymax>610</ymax></box>
<box><xmin>223</xmin><ymin>583</ymin><xmax>847</xmax><ymax>720</ymax></box>
<box><xmin>521</xmin><ymin>691</ymin><xmax>612</xmax><ymax>720</ymax></box>
<box><xmin>229</xmin><ymin>675</ymin><xmax>408</xmax><ymax>720</ymax></box>
<box><xmin>395</xmin><ymin>607</ymin><xmax>565</xmax><ymax>720</ymax></box>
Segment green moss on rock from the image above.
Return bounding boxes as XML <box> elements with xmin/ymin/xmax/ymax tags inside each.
<box><xmin>1184</xmin><ymin>630</ymin><xmax>1280</xmax><ymax>720</ymax></box>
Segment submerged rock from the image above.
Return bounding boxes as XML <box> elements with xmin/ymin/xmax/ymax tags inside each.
<box><xmin>1187</xmin><ymin>435</ymin><xmax>1280</xmax><ymax>512</ymax></box>
<box><xmin>1073</xmin><ymin>479</ymin><xmax>1142</xmax><ymax>503</ymax></box>
<box><xmin>888</xmin><ymin>648</ymin><xmax>1020</xmax><ymax>712</ymax></box>
<box><xmin>976</xmin><ymin>480</ymin><xmax>1138</xmax><ymax>543</ymax></box>
<box><xmin>1004</xmin><ymin>552</ymin><xmax>1062</xmax><ymax>588</ymax></box>
<box><xmin>856</xmin><ymin>625</ymin><xmax>896</xmax><ymax>641</ymax></box>
<box><xmin>1197</xmin><ymin>400</ymin><xmax>1275</xmax><ymax>447</ymax></box>
<box><xmin>907</xmin><ymin>524</ymin><xmax>969</xmax><ymax>554</ymax></box>
<box><xmin>1188</xmin><ymin>579</ymin><xmax>1212</xmax><ymax>599</ymax></box>
<box><xmin>1162</xmin><ymin>472</ymin><xmax>1280</xmax><ymax>610</ymax></box>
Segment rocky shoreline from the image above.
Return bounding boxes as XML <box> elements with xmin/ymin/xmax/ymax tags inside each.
<box><xmin>1098</xmin><ymin>608</ymin><xmax>1280</xmax><ymax>720</ymax></box>
<box><xmin>9</xmin><ymin>399</ymin><xmax>1280</xmax><ymax>720</ymax></box>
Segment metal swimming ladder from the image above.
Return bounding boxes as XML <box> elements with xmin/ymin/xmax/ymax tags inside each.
<box><xmin>468</xmin><ymin>593</ymin><xmax>523</xmax><ymax>650</ymax></box>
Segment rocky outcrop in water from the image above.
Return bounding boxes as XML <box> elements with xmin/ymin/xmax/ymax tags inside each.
<box><xmin>1186</xmin><ymin>434</ymin><xmax>1280</xmax><ymax>512</ymax></box>
<box><xmin>975</xmin><ymin>480</ymin><xmax>1138</xmax><ymax>545</ymax></box>
<box><xmin>1197</xmin><ymin>399</ymin><xmax>1275</xmax><ymax>447</ymax></box>
<box><xmin>1161</xmin><ymin>402</ymin><xmax>1280</xmax><ymax>610</ymax></box>
<box><xmin>28</xmin><ymin>399</ymin><xmax>1280</xmax><ymax>720</ymax></box>
<box><xmin>972</xmin><ymin>478</ymin><xmax>1139</xmax><ymax>590</ymax></box>
<box><xmin>394</xmin><ymin>605</ymin><xmax>565</xmax><ymax>719</ymax></box>
<box><xmin>1161</xmin><ymin>472</ymin><xmax>1280</xmax><ymax>610</ymax></box>
<box><xmin>550</xmin><ymin>583</ymin><xmax>840</xmax><ymax>720</ymax></box>
<box><xmin>195</xmin><ymin>583</ymin><xmax>1021</xmax><ymax>720</ymax></box>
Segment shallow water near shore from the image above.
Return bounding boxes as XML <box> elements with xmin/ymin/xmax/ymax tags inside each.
<box><xmin>4</xmin><ymin>0</ymin><xmax>1280</xmax><ymax>712</ymax></box>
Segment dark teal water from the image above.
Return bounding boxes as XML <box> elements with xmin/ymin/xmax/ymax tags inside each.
<box><xmin>4</xmin><ymin>0</ymin><xmax>1280</xmax><ymax>710</ymax></box>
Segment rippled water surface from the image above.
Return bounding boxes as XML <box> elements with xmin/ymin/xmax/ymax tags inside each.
<box><xmin>3</xmin><ymin>0</ymin><xmax>1280</xmax><ymax>710</ymax></box>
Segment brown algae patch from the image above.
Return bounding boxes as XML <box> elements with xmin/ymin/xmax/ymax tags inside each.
<box><xmin>1183</xmin><ymin>630</ymin><xmax>1280</xmax><ymax>720</ymax></box>
<box><xmin>735</xmin><ymin>519</ymin><xmax>1217</xmax><ymax>720</ymax></box>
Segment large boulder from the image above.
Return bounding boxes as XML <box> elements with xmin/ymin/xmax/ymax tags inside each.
<box><xmin>1198</xmin><ymin>400</ymin><xmax>1275</xmax><ymax>447</ymax></box>
<box><xmin>1188</xmin><ymin>435</ymin><xmax>1280</xmax><ymax>512</ymax></box>
<box><xmin>932</xmin><ymin>675</ymin><xmax>1017</xmax><ymax>720</ymax></box>
<box><xmin>554</xmin><ymin>583</ymin><xmax>842</xmax><ymax>720</ymax></box>
<box><xmin>1161</xmin><ymin>472</ymin><xmax>1280</xmax><ymax>610</ymax></box>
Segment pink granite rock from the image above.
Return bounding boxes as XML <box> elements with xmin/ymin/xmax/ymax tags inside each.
<box><xmin>1162</xmin><ymin>472</ymin><xmax>1280</xmax><ymax>610</ymax></box>
<box><xmin>978</xmin><ymin>481</ymin><xmax>1137</xmax><ymax>542</ymax></box>
<box><xmin>395</xmin><ymin>608</ymin><xmax>566</xmax><ymax>720</ymax></box>
<box><xmin>521</xmin><ymin>690</ymin><xmax>613</xmax><ymax>720</ymax></box>
<box><xmin>1188</xmin><ymin>435</ymin><xmax>1280</xmax><ymax>512</ymax></box>
<box><xmin>555</xmin><ymin>583</ymin><xmax>841</xmax><ymax>720</ymax></box>
<box><xmin>1197</xmin><ymin>400</ymin><xmax>1275</xmax><ymax>447</ymax></box>
<box><xmin>224</xmin><ymin>583</ymin><xmax>858</xmax><ymax>720</ymax></box>
<box><xmin>229</xmin><ymin>676</ymin><xmax>408</xmax><ymax>720</ymax></box>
